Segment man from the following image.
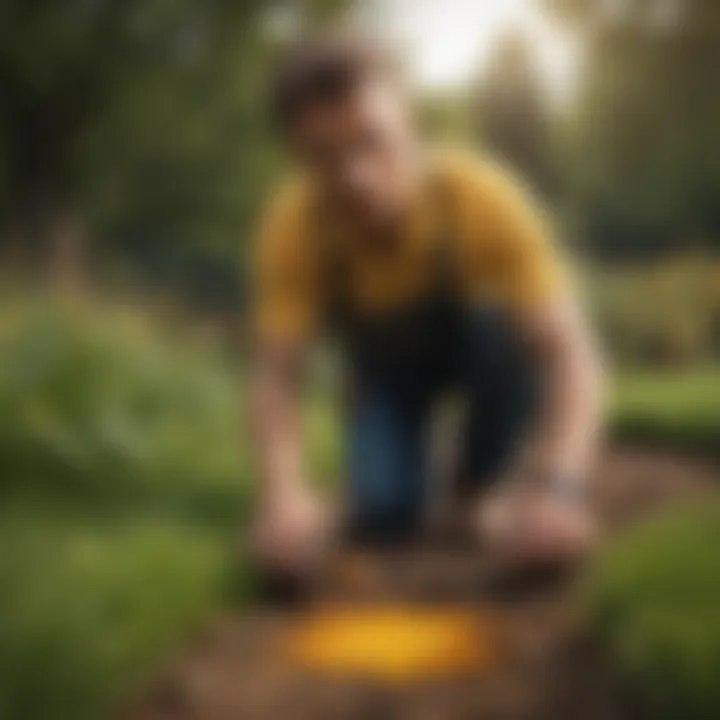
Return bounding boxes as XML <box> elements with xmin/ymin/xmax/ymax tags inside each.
<box><xmin>250</xmin><ymin>34</ymin><xmax>603</xmax><ymax>574</ymax></box>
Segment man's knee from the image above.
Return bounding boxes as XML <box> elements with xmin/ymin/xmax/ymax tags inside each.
<box><xmin>347</xmin><ymin>390</ymin><xmax>424</xmax><ymax>540</ymax></box>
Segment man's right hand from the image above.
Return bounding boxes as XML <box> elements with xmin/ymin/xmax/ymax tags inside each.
<box><xmin>251</xmin><ymin>487</ymin><xmax>330</xmax><ymax>575</ymax></box>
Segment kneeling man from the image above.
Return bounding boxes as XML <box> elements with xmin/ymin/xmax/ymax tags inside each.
<box><xmin>250</xmin><ymin>34</ymin><xmax>603</xmax><ymax>573</ymax></box>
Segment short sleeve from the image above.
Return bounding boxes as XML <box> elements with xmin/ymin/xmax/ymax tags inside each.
<box><xmin>250</xmin><ymin>182</ymin><xmax>320</xmax><ymax>346</ymax></box>
<box><xmin>454</xmin><ymin>157</ymin><xmax>570</xmax><ymax>310</ymax></box>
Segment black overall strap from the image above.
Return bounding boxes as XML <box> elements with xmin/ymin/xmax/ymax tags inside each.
<box><xmin>314</xmin><ymin>192</ymin><xmax>351</xmax><ymax>335</ymax></box>
<box><xmin>427</xmin><ymin>169</ymin><xmax>460</xmax><ymax>301</ymax></box>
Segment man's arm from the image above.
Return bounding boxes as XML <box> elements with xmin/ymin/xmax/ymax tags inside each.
<box><xmin>250</xmin><ymin>180</ymin><xmax>319</xmax><ymax>495</ymax></box>
<box><xmin>251</xmin><ymin>341</ymin><xmax>336</xmax><ymax>577</ymax></box>
<box><xmin>518</xmin><ymin>295</ymin><xmax>604</xmax><ymax>493</ymax></box>
<box><xmin>250</xmin><ymin>344</ymin><xmax>305</xmax><ymax>504</ymax></box>
<box><xmin>467</xmin><ymin>161</ymin><xmax>604</xmax><ymax>492</ymax></box>
<box><xmin>248</xmin><ymin>181</ymin><xmax>327</xmax><ymax>570</ymax></box>
<box><xmin>465</xmin><ymin>162</ymin><xmax>603</xmax><ymax>562</ymax></box>
<box><xmin>478</xmin><ymin>296</ymin><xmax>603</xmax><ymax>564</ymax></box>
<box><xmin>249</xmin><ymin>343</ymin><xmax>327</xmax><ymax>570</ymax></box>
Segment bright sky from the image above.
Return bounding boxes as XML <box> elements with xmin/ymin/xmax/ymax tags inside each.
<box><xmin>359</xmin><ymin>0</ymin><xmax>581</xmax><ymax>103</ymax></box>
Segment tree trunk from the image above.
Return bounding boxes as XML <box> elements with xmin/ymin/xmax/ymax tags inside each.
<box><xmin>45</xmin><ymin>211</ymin><xmax>90</xmax><ymax>297</ymax></box>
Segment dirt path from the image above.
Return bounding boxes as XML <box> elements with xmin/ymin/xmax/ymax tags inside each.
<box><xmin>126</xmin><ymin>449</ymin><xmax>718</xmax><ymax>720</ymax></box>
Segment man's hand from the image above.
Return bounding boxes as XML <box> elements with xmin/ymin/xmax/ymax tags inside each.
<box><xmin>515</xmin><ymin>489</ymin><xmax>598</xmax><ymax>565</ymax></box>
<box><xmin>475</xmin><ymin>483</ymin><xmax>598</xmax><ymax>569</ymax></box>
<box><xmin>251</xmin><ymin>487</ymin><xmax>331</xmax><ymax>575</ymax></box>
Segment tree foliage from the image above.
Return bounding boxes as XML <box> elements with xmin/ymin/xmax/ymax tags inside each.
<box><xmin>545</xmin><ymin>0</ymin><xmax>720</xmax><ymax>255</ymax></box>
<box><xmin>0</xmin><ymin>1</ymin><xmax>293</xmax><ymax>302</ymax></box>
<box><xmin>477</xmin><ymin>29</ymin><xmax>557</xmax><ymax>199</ymax></box>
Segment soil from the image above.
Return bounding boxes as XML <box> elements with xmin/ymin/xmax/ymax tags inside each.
<box><xmin>125</xmin><ymin>449</ymin><xmax>718</xmax><ymax>720</ymax></box>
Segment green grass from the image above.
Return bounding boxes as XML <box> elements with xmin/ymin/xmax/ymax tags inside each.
<box><xmin>611</xmin><ymin>368</ymin><xmax>720</xmax><ymax>455</ymax></box>
<box><xmin>0</xmin><ymin>516</ymin><xmax>229</xmax><ymax>720</ymax></box>
<box><xmin>591</xmin><ymin>366</ymin><xmax>720</xmax><ymax>717</ymax></box>
<box><xmin>588</xmin><ymin>502</ymin><xmax>720</xmax><ymax>719</ymax></box>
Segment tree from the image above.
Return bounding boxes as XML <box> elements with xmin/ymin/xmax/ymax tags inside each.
<box><xmin>543</xmin><ymin>0</ymin><xmax>720</xmax><ymax>256</ymax></box>
<box><xmin>477</xmin><ymin>29</ymin><xmax>557</xmax><ymax>199</ymax></box>
<box><xmin>0</xmin><ymin>0</ymin><xmax>287</xmax><ymax>296</ymax></box>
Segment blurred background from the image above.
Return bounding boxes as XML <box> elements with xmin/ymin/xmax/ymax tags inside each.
<box><xmin>0</xmin><ymin>1</ymin><xmax>719</xmax><ymax>718</ymax></box>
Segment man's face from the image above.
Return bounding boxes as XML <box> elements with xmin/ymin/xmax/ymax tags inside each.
<box><xmin>291</xmin><ymin>80</ymin><xmax>418</xmax><ymax>228</ymax></box>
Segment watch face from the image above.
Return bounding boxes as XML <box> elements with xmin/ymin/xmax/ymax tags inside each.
<box><xmin>552</xmin><ymin>480</ymin><xmax>587</xmax><ymax>505</ymax></box>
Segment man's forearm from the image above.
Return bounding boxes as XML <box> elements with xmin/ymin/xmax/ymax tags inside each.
<box><xmin>249</xmin><ymin>350</ymin><xmax>305</xmax><ymax>503</ymax></box>
<box><xmin>525</xmin><ymin>300</ymin><xmax>605</xmax><ymax>487</ymax></box>
<box><xmin>539</xmin><ymin>327</ymin><xmax>603</xmax><ymax>483</ymax></box>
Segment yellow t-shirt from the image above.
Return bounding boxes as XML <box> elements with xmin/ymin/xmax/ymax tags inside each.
<box><xmin>252</xmin><ymin>149</ymin><xmax>567</xmax><ymax>345</ymax></box>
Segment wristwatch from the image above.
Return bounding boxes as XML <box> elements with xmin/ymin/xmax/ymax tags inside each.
<box><xmin>544</xmin><ymin>471</ymin><xmax>589</xmax><ymax>506</ymax></box>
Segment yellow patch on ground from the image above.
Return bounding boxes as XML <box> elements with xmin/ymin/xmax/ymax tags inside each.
<box><xmin>282</xmin><ymin>605</ymin><xmax>496</xmax><ymax>682</ymax></box>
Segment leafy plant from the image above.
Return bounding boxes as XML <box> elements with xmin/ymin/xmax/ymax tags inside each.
<box><xmin>588</xmin><ymin>502</ymin><xmax>720</xmax><ymax>719</ymax></box>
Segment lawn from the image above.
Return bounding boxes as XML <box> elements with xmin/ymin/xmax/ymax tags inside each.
<box><xmin>612</xmin><ymin>367</ymin><xmax>720</xmax><ymax>455</ymax></box>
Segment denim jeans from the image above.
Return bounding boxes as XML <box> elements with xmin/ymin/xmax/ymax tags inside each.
<box><xmin>346</xmin><ymin>307</ymin><xmax>538</xmax><ymax>541</ymax></box>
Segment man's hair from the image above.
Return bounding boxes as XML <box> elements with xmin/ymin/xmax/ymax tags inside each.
<box><xmin>268</xmin><ymin>33</ymin><xmax>400</xmax><ymax>131</ymax></box>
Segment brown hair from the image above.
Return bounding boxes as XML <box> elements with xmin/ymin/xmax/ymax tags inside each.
<box><xmin>268</xmin><ymin>33</ymin><xmax>400</xmax><ymax>131</ymax></box>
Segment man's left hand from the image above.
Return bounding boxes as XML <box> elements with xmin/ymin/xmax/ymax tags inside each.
<box><xmin>475</xmin><ymin>483</ymin><xmax>599</xmax><ymax>569</ymax></box>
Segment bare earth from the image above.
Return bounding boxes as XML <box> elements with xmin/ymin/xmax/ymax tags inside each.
<box><xmin>125</xmin><ymin>449</ymin><xmax>718</xmax><ymax>720</ymax></box>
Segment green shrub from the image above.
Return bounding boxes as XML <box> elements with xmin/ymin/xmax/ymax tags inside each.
<box><xmin>0</xmin><ymin>297</ymin><xmax>250</xmax><ymax>720</ymax></box>
<box><xmin>589</xmin><ymin>257</ymin><xmax>720</xmax><ymax>368</ymax></box>
<box><xmin>0</xmin><ymin>299</ymin><xmax>247</xmax><ymax>519</ymax></box>
<box><xmin>588</xmin><ymin>502</ymin><xmax>720</xmax><ymax>719</ymax></box>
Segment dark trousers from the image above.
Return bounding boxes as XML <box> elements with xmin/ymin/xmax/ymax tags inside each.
<box><xmin>347</xmin><ymin>307</ymin><xmax>538</xmax><ymax>540</ymax></box>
